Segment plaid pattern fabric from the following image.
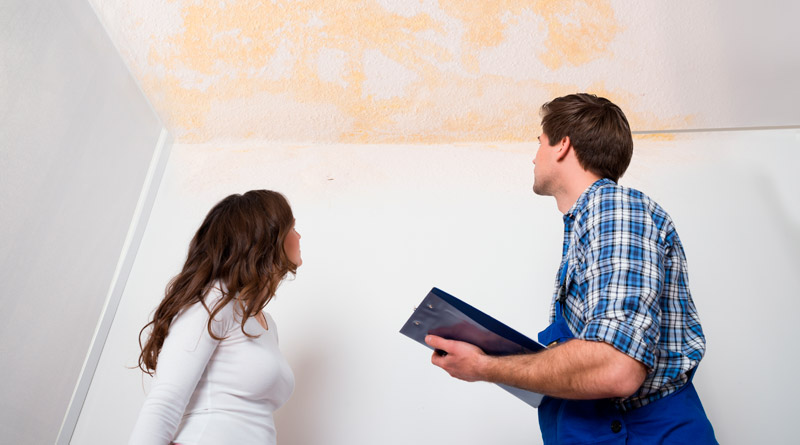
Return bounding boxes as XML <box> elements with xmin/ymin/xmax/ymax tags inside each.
<box><xmin>551</xmin><ymin>178</ymin><xmax>706</xmax><ymax>411</ymax></box>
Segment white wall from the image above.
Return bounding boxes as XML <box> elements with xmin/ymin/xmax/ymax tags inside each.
<box><xmin>75</xmin><ymin>130</ymin><xmax>800</xmax><ymax>444</ymax></box>
<box><xmin>0</xmin><ymin>0</ymin><xmax>168</xmax><ymax>443</ymax></box>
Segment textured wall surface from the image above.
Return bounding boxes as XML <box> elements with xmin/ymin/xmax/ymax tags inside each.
<box><xmin>88</xmin><ymin>0</ymin><xmax>799</xmax><ymax>143</ymax></box>
<box><xmin>0</xmin><ymin>0</ymin><xmax>165</xmax><ymax>443</ymax></box>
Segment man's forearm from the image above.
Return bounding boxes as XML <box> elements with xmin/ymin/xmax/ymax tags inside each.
<box><xmin>484</xmin><ymin>339</ymin><xmax>647</xmax><ymax>399</ymax></box>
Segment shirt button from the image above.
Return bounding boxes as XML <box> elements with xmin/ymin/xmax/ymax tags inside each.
<box><xmin>611</xmin><ymin>420</ymin><xmax>622</xmax><ymax>433</ymax></box>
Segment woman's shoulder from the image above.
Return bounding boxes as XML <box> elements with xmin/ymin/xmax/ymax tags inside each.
<box><xmin>172</xmin><ymin>283</ymin><xmax>237</xmax><ymax>334</ymax></box>
<box><xmin>201</xmin><ymin>283</ymin><xmax>227</xmax><ymax>307</ymax></box>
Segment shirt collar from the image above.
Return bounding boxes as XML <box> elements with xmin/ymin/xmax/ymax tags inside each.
<box><xmin>563</xmin><ymin>178</ymin><xmax>616</xmax><ymax>220</ymax></box>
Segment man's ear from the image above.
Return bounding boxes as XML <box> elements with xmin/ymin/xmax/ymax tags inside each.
<box><xmin>555</xmin><ymin>136</ymin><xmax>571</xmax><ymax>161</ymax></box>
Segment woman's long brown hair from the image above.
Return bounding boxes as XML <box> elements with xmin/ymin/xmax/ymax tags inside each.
<box><xmin>138</xmin><ymin>190</ymin><xmax>297</xmax><ymax>375</ymax></box>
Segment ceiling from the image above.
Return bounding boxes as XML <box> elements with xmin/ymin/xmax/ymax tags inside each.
<box><xmin>89</xmin><ymin>0</ymin><xmax>800</xmax><ymax>143</ymax></box>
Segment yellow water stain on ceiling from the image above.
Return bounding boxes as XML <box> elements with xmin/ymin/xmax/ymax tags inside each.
<box><xmin>536</xmin><ymin>0</ymin><xmax>619</xmax><ymax>69</ymax></box>
<box><xmin>633</xmin><ymin>133</ymin><xmax>677</xmax><ymax>141</ymax></box>
<box><xmin>144</xmin><ymin>0</ymin><xmax>456</xmax><ymax>142</ymax></box>
<box><xmin>437</xmin><ymin>0</ymin><xmax>619</xmax><ymax>69</ymax></box>
<box><xmin>134</xmin><ymin>0</ymin><xmax>665</xmax><ymax>144</ymax></box>
<box><xmin>437</xmin><ymin>0</ymin><xmax>530</xmax><ymax>47</ymax></box>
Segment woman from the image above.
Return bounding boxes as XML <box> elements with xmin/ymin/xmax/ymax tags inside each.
<box><xmin>130</xmin><ymin>190</ymin><xmax>301</xmax><ymax>445</ymax></box>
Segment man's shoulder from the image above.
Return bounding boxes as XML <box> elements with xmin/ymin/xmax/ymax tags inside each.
<box><xmin>580</xmin><ymin>183</ymin><xmax>675</xmax><ymax>230</ymax></box>
<box><xmin>580</xmin><ymin>182</ymin><xmax>638</xmax><ymax>212</ymax></box>
<box><xmin>584</xmin><ymin>182</ymin><xmax>663</xmax><ymax>211</ymax></box>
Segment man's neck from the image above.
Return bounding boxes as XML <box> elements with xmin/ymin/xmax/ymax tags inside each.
<box><xmin>555</xmin><ymin>172</ymin><xmax>603</xmax><ymax>214</ymax></box>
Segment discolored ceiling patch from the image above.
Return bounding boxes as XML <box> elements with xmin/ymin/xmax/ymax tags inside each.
<box><xmin>89</xmin><ymin>0</ymin><xmax>731</xmax><ymax>144</ymax></box>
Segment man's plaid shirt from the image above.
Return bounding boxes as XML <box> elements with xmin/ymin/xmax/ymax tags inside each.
<box><xmin>552</xmin><ymin>178</ymin><xmax>706</xmax><ymax>411</ymax></box>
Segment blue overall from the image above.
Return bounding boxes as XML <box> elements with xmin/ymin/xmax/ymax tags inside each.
<box><xmin>536</xmin><ymin>266</ymin><xmax>717</xmax><ymax>444</ymax></box>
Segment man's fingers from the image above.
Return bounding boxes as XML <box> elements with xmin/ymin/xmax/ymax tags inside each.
<box><xmin>424</xmin><ymin>334</ymin><xmax>443</xmax><ymax>349</ymax></box>
<box><xmin>425</xmin><ymin>334</ymin><xmax>456</xmax><ymax>351</ymax></box>
<box><xmin>426</xmin><ymin>336</ymin><xmax>449</xmax><ymax>367</ymax></box>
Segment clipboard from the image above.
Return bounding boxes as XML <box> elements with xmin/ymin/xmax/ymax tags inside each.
<box><xmin>400</xmin><ymin>287</ymin><xmax>547</xmax><ymax>408</ymax></box>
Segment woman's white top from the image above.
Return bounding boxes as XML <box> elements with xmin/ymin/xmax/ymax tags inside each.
<box><xmin>129</xmin><ymin>287</ymin><xmax>295</xmax><ymax>445</ymax></box>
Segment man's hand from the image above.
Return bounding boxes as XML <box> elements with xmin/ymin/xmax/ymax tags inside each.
<box><xmin>425</xmin><ymin>335</ymin><xmax>493</xmax><ymax>382</ymax></box>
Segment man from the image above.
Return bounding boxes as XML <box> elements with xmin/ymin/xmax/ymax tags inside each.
<box><xmin>425</xmin><ymin>94</ymin><xmax>717</xmax><ymax>444</ymax></box>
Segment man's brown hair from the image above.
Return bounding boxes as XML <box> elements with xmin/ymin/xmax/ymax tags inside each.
<box><xmin>540</xmin><ymin>93</ymin><xmax>634</xmax><ymax>182</ymax></box>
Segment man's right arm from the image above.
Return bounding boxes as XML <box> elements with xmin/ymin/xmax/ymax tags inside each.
<box><xmin>426</xmin><ymin>335</ymin><xmax>646</xmax><ymax>400</ymax></box>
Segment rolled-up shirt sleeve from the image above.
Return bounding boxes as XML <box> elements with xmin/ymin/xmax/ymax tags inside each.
<box><xmin>575</xmin><ymin>195</ymin><xmax>664</xmax><ymax>371</ymax></box>
<box><xmin>129</xmin><ymin>298</ymin><xmax>232</xmax><ymax>445</ymax></box>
